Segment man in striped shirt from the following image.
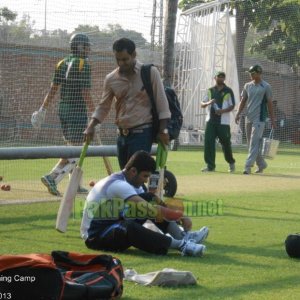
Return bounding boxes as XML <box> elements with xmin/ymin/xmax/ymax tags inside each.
<box><xmin>201</xmin><ymin>71</ymin><xmax>236</xmax><ymax>173</ymax></box>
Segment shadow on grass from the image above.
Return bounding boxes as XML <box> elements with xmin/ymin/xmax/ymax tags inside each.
<box><xmin>211</xmin><ymin>171</ymin><xmax>300</xmax><ymax>178</ymax></box>
<box><xmin>214</xmin><ymin>274</ymin><xmax>300</xmax><ymax>298</ymax></box>
<box><xmin>224</xmin><ymin>212</ymin><xmax>300</xmax><ymax>224</ymax></box>
<box><xmin>0</xmin><ymin>213</ymin><xmax>56</xmax><ymax>225</ymax></box>
<box><xmin>226</xmin><ymin>204</ymin><xmax>300</xmax><ymax>216</ymax></box>
<box><xmin>254</xmin><ymin>173</ymin><xmax>300</xmax><ymax>179</ymax></box>
<box><xmin>112</xmin><ymin>244</ymin><xmax>274</xmax><ymax>270</ymax></box>
<box><xmin>203</xmin><ymin>241</ymin><xmax>286</xmax><ymax>261</ymax></box>
<box><xmin>277</xmin><ymin>149</ymin><xmax>300</xmax><ymax>156</ymax></box>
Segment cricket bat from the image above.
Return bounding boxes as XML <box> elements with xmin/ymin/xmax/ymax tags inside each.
<box><xmin>103</xmin><ymin>156</ymin><xmax>113</xmax><ymax>175</ymax></box>
<box><xmin>156</xmin><ymin>142</ymin><xmax>168</xmax><ymax>200</ymax></box>
<box><xmin>154</xmin><ymin>142</ymin><xmax>183</xmax><ymax>222</ymax></box>
<box><xmin>56</xmin><ymin>141</ymin><xmax>89</xmax><ymax>233</ymax></box>
<box><xmin>94</xmin><ymin>129</ymin><xmax>113</xmax><ymax>175</ymax></box>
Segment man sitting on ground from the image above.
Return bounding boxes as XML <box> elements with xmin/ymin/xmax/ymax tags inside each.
<box><xmin>81</xmin><ymin>150</ymin><xmax>209</xmax><ymax>256</ymax></box>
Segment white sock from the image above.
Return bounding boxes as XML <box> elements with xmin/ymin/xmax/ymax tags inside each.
<box><xmin>167</xmin><ymin>221</ymin><xmax>185</xmax><ymax>239</ymax></box>
<box><xmin>48</xmin><ymin>161</ymin><xmax>63</xmax><ymax>178</ymax></box>
<box><xmin>169</xmin><ymin>237</ymin><xmax>185</xmax><ymax>250</ymax></box>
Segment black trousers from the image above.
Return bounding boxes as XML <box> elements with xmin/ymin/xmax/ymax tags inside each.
<box><xmin>85</xmin><ymin>219</ymin><xmax>172</xmax><ymax>255</ymax></box>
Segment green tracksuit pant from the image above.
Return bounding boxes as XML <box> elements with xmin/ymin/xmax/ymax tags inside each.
<box><xmin>204</xmin><ymin>121</ymin><xmax>235</xmax><ymax>170</ymax></box>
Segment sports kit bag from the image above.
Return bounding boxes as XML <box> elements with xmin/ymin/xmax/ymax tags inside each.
<box><xmin>141</xmin><ymin>64</ymin><xmax>183</xmax><ymax>142</ymax></box>
<box><xmin>0</xmin><ymin>251</ymin><xmax>124</xmax><ymax>300</ymax></box>
<box><xmin>285</xmin><ymin>233</ymin><xmax>300</xmax><ymax>258</ymax></box>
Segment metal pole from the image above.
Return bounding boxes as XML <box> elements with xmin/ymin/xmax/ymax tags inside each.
<box><xmin>0</xmin><ymin>145</ymin><xmax>157</xmax><ymax>160</ymax></box>
<box><xmin>44</xmin><ymin>0</ymin><xmax>47</xmax><ymax>33</ymax></box>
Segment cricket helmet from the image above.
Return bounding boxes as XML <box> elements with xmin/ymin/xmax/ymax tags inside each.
<box><xmin>248</xmin><ymin>65</ymin><xmax>263</xmax><ymax>74</ymax></box>
<box><xmin>70</xmin><ymin>33</ymin><xmax>91</xmax><ymax>56</ymax></box>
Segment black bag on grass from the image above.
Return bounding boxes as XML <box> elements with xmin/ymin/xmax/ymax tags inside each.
<box><xmin>285</xmin><ymin>233</ymin><xmax>300</xmax><ymax>258</ymax></box>
<box><xmin>0</xmin><ymin>251</ymin><xmax>124</xmax><ymax>300</ymax></box>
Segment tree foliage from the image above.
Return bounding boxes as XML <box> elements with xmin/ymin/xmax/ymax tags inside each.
<box><xmin>74</xmin><ymin>23</ymin><xmax>147</xmax><ymax>48</ymax></box>
<box><xmin>0</xmin><ymin>7</ymin><xmax>17</xmax><ymax>23</ymax></box>
<box><xmin>178</xmin><ymin>0</ymin><xmax>205</xmax><ymax>11</ymax></box>
<box><xmin>0</xmin><ymin>7</ymin><xmax>147</xmax><ymax>49</ymax></box>
<box><xmin>250</xmin><ymin>1</ymin><xmax>300</xmax><ymax>70</ymax></box>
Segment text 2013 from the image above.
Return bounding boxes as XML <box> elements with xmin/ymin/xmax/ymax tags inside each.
<box><xmin>0</xmin><ymin>293</ymin><xmax>12</xmax><ymax>299</ymax></box>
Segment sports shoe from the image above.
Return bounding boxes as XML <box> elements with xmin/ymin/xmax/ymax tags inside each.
<box><xmin>254</xmin><ymin>163</ymin><xmax>267</xmax><ymax>174</ymax></box>
<box><xmin>228</xmin><ymin>163</ymin><xmax>235</xmax><ymax>173</ymax></box>
<box><xmin>77</xmin><ymin>186</ymin><xmax>89</xmax><ymax>194</ymax></box>
<box><xmin>181</xmin><ymin>239</ymin><xmax>206</xmax><ymax>257</ymax></box>
<box><xmin>201</xmin><ymin>167</ymin><xmax>215</xmax><ymax>172</ymax></box>
<box><xmin>184</xmin><ymin>226</ymin><xmax>209</xmax><ymax>244</ymax></box>
<box><xmin>243</xmin><ymin>167</ymin><xmax>251</xmax><ymax>175</ymax></box>
<box><xmin>41</xmin><ymin>175</ymin><xmax>61</xmax><ymax>196</ymax></box>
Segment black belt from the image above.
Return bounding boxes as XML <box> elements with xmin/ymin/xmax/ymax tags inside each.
<box><xmin>118</xmin><ymin>123</ymin><xmax>152</xmax><ymax>136</ymax></box>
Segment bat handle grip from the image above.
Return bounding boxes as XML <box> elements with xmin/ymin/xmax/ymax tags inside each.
<box><xmin>78</xmin><ymin>141</ymin><xmax>89</xmax><ymax>168</ymax></box>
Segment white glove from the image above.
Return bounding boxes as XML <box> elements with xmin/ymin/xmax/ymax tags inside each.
<box><xmin>31</xmin><ymin>107</ymin><xmax>47</xmax><ymax>129</ymax></box>
<box><xmin>94</xmin><ymin>123</ymin><xmax>101</xmax><ymax>134</ymax></box>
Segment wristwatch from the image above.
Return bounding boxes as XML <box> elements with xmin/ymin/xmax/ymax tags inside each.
<box><xmin>160</xmin><ymin>128</ymin><xmax>169</xmax><ymax>134</ymax></box>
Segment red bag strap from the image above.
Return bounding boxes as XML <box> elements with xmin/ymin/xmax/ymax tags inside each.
<box><xmin>0</xmin><ymin>254</ymin><xmax>55</xmax><ymax>272</ymax></box>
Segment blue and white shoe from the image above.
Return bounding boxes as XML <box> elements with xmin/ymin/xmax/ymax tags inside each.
<box><xmin>181</xmin><ymin>239</ymin><xmax>206</xmax><ymax>257</ymax></box>
<box><xmin>184</xmin><ymin>226</ymin><xmax>209</xmax><ymax>244</ymax></box>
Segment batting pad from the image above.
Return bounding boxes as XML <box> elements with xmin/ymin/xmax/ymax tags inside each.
<box><xmin>124</xmin><ymin>268</ymin><xmax>197</xmax><ymax>286</ymax></box>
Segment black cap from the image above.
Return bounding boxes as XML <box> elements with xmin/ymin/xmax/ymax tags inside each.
<box><xmin>285</xmin><ymin>234</ymin><xmax>300</xmax><ymax>258</ymax></box>
<box><xmin>215</xmin><ymin>71</ymin><xmax>226</xmax><ymax>77</ymax></box>
<box><xmin>248</xmin><ymin>65</ymin><xmax>263</xmax><ymax>74</ymax></box>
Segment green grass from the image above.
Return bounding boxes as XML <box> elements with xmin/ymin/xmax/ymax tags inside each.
<box><xmin>1</xmin><ymin>148</ymin><xmax>300</xmax><ymax>299</ymax></box>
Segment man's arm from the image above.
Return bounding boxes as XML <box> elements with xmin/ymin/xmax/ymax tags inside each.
<box><xmin>150</xmin><ymin>67</ymin><xmax>171</xmax><ymax>146</ymax></box>
<box><xmin>216</xmin><ymin>104</ymin><xmax>234</xmax><ymax>115</ymax></box>
<box><xmin>84</xmin><ymin>77</ymin><xmax>114</xmax><ymax>141</ymax></box>
<box><xmin>201</xmin><ymin>99</ymin><xmax>215</xmax><ymax>108</ymax></box>
<box><xmin>127</xmin><ymin>194</ymin><xmax>183</xmax><ymax>221</ymax></box>
<box><xmin>235</xmin><ymin>97</ymin><xmax>247</xmax><ymax>124</ymax></box>
<box><xmin>31</xmin><ymin>83</ymin><xmax>59</xmax><ymax>130</ymax></box>
<box><xmin>41</xmin><ymin>83</ymin><xmax>60</xmax><ymax>109</ymax></box>
<box><xmin>82</xmin><ymin>88</ymin><xmax>95</xmax><ymax>113</ymax></box>
<box><xmin>200</xmin><ymin>90</ymin><xmax>214</xmax><ymax>108</ymax></box>
<box><xmin>157</xmin><ymin>119</ymin><xmax>169</xmax><ymax>146</ymax></box>
<box><xmin>216</xmin><ymin>89</ymin><xmax>235</xmax><ymax>115</ymax></box>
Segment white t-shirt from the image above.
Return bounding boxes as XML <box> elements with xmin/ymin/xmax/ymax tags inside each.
<box><xmin>80</xmin><ymin>171</ymin><xmax>144</xmax><ymax>240</ymax></box>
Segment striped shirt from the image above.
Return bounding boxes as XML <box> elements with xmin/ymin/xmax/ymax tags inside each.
<box><xmin>203</xmin><ymin>85</ymin><xmax>235</xmax><ymax>125</ymax></box>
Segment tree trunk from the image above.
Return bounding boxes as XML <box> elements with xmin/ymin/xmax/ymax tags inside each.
<box><xmin>162</xmin><ymin>0</ymin><xmax>179</xmax><ymax>87</ymax></box>
<box><xmin>235</xmin><ymin>6</ymin><xmax>249</xmax><ymax>91</ymax></box>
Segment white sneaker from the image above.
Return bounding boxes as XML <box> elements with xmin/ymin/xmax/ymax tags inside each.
<box><xmin>254</xmin><ymin>162</ymin><xmax>267</xmax><ymax>173</ymax></box>
<box><xmin>181</xmin><ymin>240</ymin><xmax>206</xmax><ymax>257</ymax></box>
<box><xmin>184</xmin><ymin>226</ymin><xmax>209</xmax><ymax>244</ymax></box>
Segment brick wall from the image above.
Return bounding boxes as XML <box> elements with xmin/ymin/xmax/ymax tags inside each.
<box><xmin>0</xmin><ymin>43</ymin><xmax>117</xmax><ymax>145</ymax></box>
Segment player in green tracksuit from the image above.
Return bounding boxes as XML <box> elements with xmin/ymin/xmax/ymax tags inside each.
<box><xmin>34</xmin><ymin>33</ymin><xmax>95</xmax><ymax>196</ymax></box>
<box><xmin>201</xmin><ymin>71</ymin><xmax>236</xmax><ymax>172</ymax></box>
